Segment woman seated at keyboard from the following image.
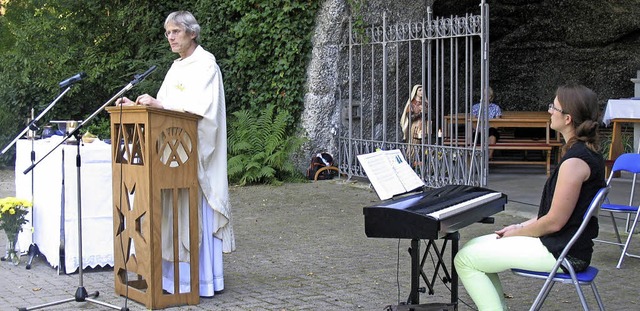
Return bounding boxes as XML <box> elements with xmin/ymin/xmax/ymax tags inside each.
<box><xmin>454</xmin><ymin>84</ymin><xmax>605</xmax><ymax>311</ymax></box>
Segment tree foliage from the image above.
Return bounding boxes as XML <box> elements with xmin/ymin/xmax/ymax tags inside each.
<box><xmin>0</xmin><ymin>0</ymin><xmax>184</xmax><ymax>164</ymax></box>
<box><xmin>0</xmin><ymin>1</ymin><xmax>321</xmax><ymax>186</ymax></box>
<box><xmin>195</xmin><ymin>0</ymin><xmax>320</xmax><ymax>120</ymax></box>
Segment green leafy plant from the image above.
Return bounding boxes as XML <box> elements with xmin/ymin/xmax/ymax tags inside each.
<box><xmin>0</xmin><ymin>0</ymin><xmax>179</xmax><ymax>166</ymax></box>
<box><xmin>599</xmin><ymin>130</ymin><xmax>635</xmax><ymax>158</ymax></box>
<box><xmin>0</xmin><ymin>196</ymin><xmax>31</xmax><ymax>265</ymax></box>
<box><xmin>0</xmin><ymin>197</ymin><xmax>31</xmax><ymax>236</ymax></box>
<box><xmin>347</xmin><ymin>0</ymin><xmax>368</xmax><ymax>42</ymax></box>
<box><xmin>0</xmin><ymin>1</ymin><xmax>321</xmax><ymax>172</ymax></box>
<box><xmin>198</xmin><ymin>0</ymin><xmax>320</xmax><ymax>125</ymax></box>
<box><xmin>81</xmin><ymin>116</ymin><xmax>111</xmax><ymax>140</ymax></box>
<box><xmin>228</xmin><ymin>105</ymin><xmax>307</xmax><ymax>186</ymax></box>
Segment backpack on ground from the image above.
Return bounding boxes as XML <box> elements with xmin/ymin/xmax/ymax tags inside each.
<box><xmin>306</xmin><ymin>152</ymin><xmax>338</xmax><ymax>180</ymax></box>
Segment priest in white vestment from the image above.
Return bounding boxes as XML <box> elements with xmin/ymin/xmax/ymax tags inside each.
<box><xmin>116</xmin><ymin>10</ymin><xmax>235</xmax><ymax>297</ymax></box>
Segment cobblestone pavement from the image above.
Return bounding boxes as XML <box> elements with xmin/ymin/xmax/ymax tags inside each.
<box><xmin>0</xmin><ymin>167</ymin><xmax>638</xmax><ymax>310</ymax></box>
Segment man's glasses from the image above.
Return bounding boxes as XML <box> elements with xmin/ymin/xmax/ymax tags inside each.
<box><xmin>164</xmin><ymin>29</ymin><xmax>183</xmax><ymax>38</ymax></box>
<box><xmin>548</xmin><ymin>103</ymin><xmax>566</xmax><ymax>114</ymax></box>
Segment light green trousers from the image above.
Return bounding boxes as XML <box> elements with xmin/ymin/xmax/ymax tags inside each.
<box><xmin>454</xmin><ymin>234</ymin><xmax>557</xmax><ymax>311</ymax></box>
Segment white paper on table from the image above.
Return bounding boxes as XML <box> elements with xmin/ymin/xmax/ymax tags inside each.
<box><xmin>357</xmin><ymin>149</ymin><xmax>425</xmax><ymax>200</ymax></box>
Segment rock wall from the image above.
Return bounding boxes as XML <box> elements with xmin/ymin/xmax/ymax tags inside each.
<box><xmin>299</xmin><ymin>0</ymin><xmax>430</xmax><ymax>166</ymax></box>
<box><xmin>299</xmin><ymin>0</ymin><xmax>640</xmax><ymax>168</ymax></box>
<box><xmin>439</xmin><ymin>0</ymin><xmax>640</xmax><ymax>111</ymax></box>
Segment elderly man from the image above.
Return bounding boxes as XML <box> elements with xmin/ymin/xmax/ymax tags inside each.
<box><xmin>117</xmin><ymin>10</ymin><xmax>235</xmax><ymax>297</ymax></box>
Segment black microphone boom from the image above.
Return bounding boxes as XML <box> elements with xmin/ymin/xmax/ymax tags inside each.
<box><xmin>59</xmin><ymin>72</ymin><xmax>87</xmax><ymax>88</ymax></box>
<box><xmin>132</xmin><ymin>65</ymin><xmax>158</xmax><ymax>86</ymax></box>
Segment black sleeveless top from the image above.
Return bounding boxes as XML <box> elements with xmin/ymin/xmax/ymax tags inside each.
<box><xmin>538</xmin><ymin>141</ymin><xmax>605</xmax><ymax>270</ymax></box>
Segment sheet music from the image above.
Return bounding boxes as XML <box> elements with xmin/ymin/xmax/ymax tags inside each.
<box><xmin>357</xmin><ymin>149</ymin><xmax>425</xmax><ymax>200</ymax></box>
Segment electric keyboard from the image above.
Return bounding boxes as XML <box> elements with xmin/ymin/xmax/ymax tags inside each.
<box><xmin>363</xmin><ymin>184</ymin><xmax>507</xmax><ymax>239</ymax></box>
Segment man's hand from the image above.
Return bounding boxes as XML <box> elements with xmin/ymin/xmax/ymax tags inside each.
<box><xmin>115</xmin><ymin>97</ymin><xmax>135</xmax><ymax>106</ymax></box>
<box><xmin>135</xmin><ymin>94</ymin><xmax>161</xmax><ymax>108</ymax></box>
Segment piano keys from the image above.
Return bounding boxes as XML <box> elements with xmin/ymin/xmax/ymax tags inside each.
<box><xmin>363</xmin><ymin>184</ymin><xmax>507</xmax><ymax>240</ymax></box>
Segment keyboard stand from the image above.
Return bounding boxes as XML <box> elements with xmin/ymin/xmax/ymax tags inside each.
<box><xmin>406</xmin><ymin>233</ymin><xmax>459</xmax><ymax>310</ymax></box>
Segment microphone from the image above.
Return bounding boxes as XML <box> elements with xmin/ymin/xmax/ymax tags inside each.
<box><xmin>59</xmin><ymin>72</ymin><xmax>87</xmax><ymax>88</ymax></box>
<box><xmin>132</xmin><ymin>65</ymin><xmax>157</xmax><ymax>86</ymax></box>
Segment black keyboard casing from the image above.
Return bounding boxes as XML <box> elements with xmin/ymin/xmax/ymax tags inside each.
<box><xmin>363</xmin><ymin>185</ymin><xmax>507</xmax><ymax>239</ymax></box>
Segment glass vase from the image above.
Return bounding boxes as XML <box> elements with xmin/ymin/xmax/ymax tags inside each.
<box><xmin>4</xmin><ymin>231</ymin><xmax>20</xmax><ymax>266</ymax></box>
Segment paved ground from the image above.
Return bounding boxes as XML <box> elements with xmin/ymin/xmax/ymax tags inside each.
<box><xmin>0</xmin><ymin>166</ymin><xmax>639</xmax><ymax>311</ymax></box>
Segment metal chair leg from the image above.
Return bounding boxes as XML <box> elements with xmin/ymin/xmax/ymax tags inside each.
<box><xmin>616</xmin><ymin>210</ymin><xmax>640</xmax><ymax>268</ymax></box>
<box><xmin>591</xmin><ymin>282</ymin><xmax>605</xmax><ymax>311</ymax></box>
<box><xmin>573</xmin><ymin>281</ymin><xmax>590</xmax><ymax>311</ymax></box>
<box><xmin>529</xmin><ymin>276</ymin><xmax>556</xmax><ymax>311</ymax></box>
<box><xmin>609</xmin><ymin>211</ymin><xmax>623</xmax><ymax>246</ymax></box>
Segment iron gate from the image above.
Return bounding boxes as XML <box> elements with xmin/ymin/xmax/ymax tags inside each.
<box><xmin>337</xmin><ymin>3</ymin><xmax>491</xmax><ymax>188</ymax></box>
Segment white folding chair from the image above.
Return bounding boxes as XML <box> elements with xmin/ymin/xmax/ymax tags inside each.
<box><xmin>512</xmin><ymin>186</ymin><xmax>610</xmax><ymax>311</ymax></box>
<box><xmin>595</xmin><ymin>152</ymin><xmax>640</xmax><ymax>268</ymax></box>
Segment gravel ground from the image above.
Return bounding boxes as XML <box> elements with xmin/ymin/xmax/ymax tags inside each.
<box><xmin>0</xmin><ymin>167</ymin><xmax>638</xmax><ymax>310</ymax></box>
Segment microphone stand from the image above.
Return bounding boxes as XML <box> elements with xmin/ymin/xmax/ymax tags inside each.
<box><xmin>1</xmin><ymin>86</ymin><xmax>74</xmax><ymax>269</ymax></box>
<box><xmin>58</xmin><ymin>148</ymin><xmax>66</xmax><ymax>275</ymax></box>
<box><xmin>18</xmin><ymin>76</ymin><xmax>146</xmax><ymax>311</ymax></box>
<box><xmin>1</xmin><ymin>87</ymin><xmax>73</xmax><ymax>155</ymax></box>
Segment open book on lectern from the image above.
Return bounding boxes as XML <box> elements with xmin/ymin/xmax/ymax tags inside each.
<box><xmin>357</xmin><ymin>149</ymin><xmax>425</xmax><ymax>201</ymax></box>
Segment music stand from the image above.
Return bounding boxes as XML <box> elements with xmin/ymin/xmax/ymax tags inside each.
<box><xmin>18</xmin><ymin>67</ymin><xmax>155</xmax><ymax>311</ymax></box>
<box><xmin>1</xmin><ymin>87</ymin><xmax>74</xmax><ymax>269</ymax></box>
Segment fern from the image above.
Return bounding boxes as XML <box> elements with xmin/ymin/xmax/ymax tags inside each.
<box><xmin>228</xmin><ymin>105</ymin><xmax>307</xmax><ymax>186</ymax></box>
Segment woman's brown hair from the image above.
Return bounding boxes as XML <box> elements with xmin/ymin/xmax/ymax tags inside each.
<box><xmin>556</xmin><ymin>84</ymin><xmax>600</xmax><ymax>154</ymax></box>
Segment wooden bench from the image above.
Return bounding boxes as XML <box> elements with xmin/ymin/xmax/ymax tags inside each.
<box><xmin>489</xmin><ymin>142</ymin><xmax>556</xmax><ymax>176</ymax></box>
<box><xmin>442</xmin><ymin>135</ymin><xmax>563</xmax><ymax>176</ymax></box>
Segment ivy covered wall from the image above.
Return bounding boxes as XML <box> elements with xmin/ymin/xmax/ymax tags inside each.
<box><xmin>0</xmin><ymin>1</ymin><xmax>320</xmax><ymax>171</ymax></box>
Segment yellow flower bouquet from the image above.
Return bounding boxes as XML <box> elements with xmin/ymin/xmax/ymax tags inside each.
<box><xmin>0</xmin><ymin>197</ymin><xmax>31</xmax><ymax>265</ymax></box>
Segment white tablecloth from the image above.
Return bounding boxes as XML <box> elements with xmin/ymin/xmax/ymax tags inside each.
<box><xmin>15</xmin><ymin>137</ymin><xmax>113</xmax><ymax>273</ymax></box>
<box><xmin>603</xmin><ymin>99</ymin><xmax>640</xmax><ymax>126</ymax></box>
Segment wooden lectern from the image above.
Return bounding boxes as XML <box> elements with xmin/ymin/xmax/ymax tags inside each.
<box><xmin>106</xmin><ymin>106</ymin><xmax>201</xmax><ymax>309</ymax></box>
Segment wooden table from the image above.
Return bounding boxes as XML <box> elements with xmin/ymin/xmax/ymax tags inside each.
<box><xmin>444</xmin><ymin>111</ymin><xmax>558</xmax><ymax>144</ymax></box>
<box><xmin>607</xmin><ymin>118</ymin><xmax>640</xmax><ymax>162</ymax></box>
<box><xmin>603</xmin><ymin>99</ymin><xmax>640</xmax><ymax>176</ymax></box>
<box><xmin>15</xmin><ymin>138</ymin><xmax>114</xmax><ymax>273</ymax></box>
<box><xmin>444</xmin><ymin>111</ymin><xmax>559</xmax><ymax>176</ymax></box>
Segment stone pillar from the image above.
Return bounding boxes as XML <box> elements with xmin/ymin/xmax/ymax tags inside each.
<box><xmin>632</xmin><ymin>70</ymin><xmax>640</xmax><ymax>152</ymax></box>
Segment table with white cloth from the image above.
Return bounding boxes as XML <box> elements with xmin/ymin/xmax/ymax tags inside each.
<box><xmin>603</xmin><ymin>99</ymin><xmax>640</xmax><ymax>175</ymax></box>
<box><xmin>15</xmin><ymin>137</ymin><xmax>113</xmax><ymax>274</ymax></box>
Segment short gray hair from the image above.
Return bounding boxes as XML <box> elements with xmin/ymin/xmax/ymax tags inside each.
<box><xmin>165</xmin><ymin>11</ymin><xmax>201</xmax><ymax>42</ymax></box>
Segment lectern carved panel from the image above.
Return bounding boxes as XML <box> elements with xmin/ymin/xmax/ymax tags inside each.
<box><xmin>114</xmin><ymin>123</ymin><xmax>146</xmax><ymax>165</ymax></box>
<box><xmin>156</xmin><ymin>127</ymin><xmax>193</xmax><ymax>167</ymax></box>
<box><xmin>106</xmin><ymin>106</ymin><xmax>200</xmax><ymax>309</ymax></box>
